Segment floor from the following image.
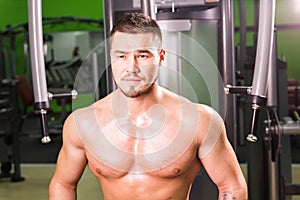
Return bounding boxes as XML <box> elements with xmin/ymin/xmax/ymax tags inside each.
<box><xmin>0</xmin><ymin>164</ymin><xmax>103</xmax><ymax>200</ymax></box>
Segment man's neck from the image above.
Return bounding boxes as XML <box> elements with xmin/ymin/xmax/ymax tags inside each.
<box><xmin>115</xmin><ymin>84</ymin><xmax>162</xmax><ymax>117</ymax></box>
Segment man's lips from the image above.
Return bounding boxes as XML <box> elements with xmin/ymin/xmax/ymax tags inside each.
<box><xmin>123</xmin><ymin>78</ymin><xmax>141</xmax><ymax>81</ymax></box>
<box><xmin>122</xmin><ymin>76</ymin><xmax>143</xmax><ymax>82</ymax></box>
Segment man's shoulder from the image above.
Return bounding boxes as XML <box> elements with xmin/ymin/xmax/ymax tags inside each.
<box><xmin>175</xmin><ymin>97</ymin><xmax>214</xmax><ymax>117</ymax></box>
<box><xmin>196</xmin><ymin>104</ymin><xmax>215</xmax><ymax>116</ymax></box>
<box><xmin>162</xmin><ymin>88</ymin><xmax>221</xmax><ymax>121</ymax></box>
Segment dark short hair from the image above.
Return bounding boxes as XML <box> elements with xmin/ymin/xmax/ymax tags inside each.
<box><xmin>110</xmin><ymin>13</ymin><xmax>162</xmax><ymax>45</ymax></box>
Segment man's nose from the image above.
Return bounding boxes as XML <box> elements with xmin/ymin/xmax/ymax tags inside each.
<box><xmin>126</xmin><ymin>55</ymin><xmax>140</xmax><ymax>73</ymax></box>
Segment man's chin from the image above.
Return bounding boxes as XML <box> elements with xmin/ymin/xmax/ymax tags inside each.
<box><xmin>119</xmin><ymin>84</ymin><xmax>154</xmax><ymax>98</ymax></box>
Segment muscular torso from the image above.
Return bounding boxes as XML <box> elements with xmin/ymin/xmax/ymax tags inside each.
<box><xmin>71</xmin><ymin>90</ymin><xmax>221</xmax><ymax>200</ymax></box>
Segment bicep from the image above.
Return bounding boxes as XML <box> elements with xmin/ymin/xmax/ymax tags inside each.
<box><xmin>51</xmin><ymin>114</ymin><xmax>87</xmax><ymax>188</ymax></box>
<box><xmin>196</xmin><ymin>106</ymin><xmax>246</xmax><ymax>197</ymax></box>
<box><xmin>200</xmin><ymin>128</ymin><xmax>246</xmax><ymax>195</ymax></box>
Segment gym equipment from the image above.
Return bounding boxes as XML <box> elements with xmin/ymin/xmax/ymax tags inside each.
<box><xmin>1</xmin><ymin>15</ymin><xmax>102</xmax><ymax>142</ymax></box>
<box><xmin>246</xmin><ymin>0</ymin><xmax>276</xmax><ymax>142</ymax></box>
<box><xmin>27</xmin><ymin>1</ymin><xmax>100</xmax><ymax>143</ymax></box>
<box><xmin>0</xmin><ymin>79</ymin><xmax>24</xmax><ymax>182</ymax></box>
<box><xmin>0</xmin><ymin>2</ymin><xmax>103</xmax><ymax>184</ymax></box>
<box><xmin>227</xmin><ymin>0</ymin><xmax>300</xmax><ymax>198</ymax></box>
<box><xmin>225</xmin><ymin>0</ymin><xmax>275</xmax><ymax>141</ymax></box>
<box><xmin>28</xmin><ymin>0</ymin><xmax>51</xmax><ymax>143</ymax></box>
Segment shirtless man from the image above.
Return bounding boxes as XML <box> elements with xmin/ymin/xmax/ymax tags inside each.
<box><xmin>49</xmin><ymin>13</ymin><xmax>247</xmax><ymax>200</ymax></box>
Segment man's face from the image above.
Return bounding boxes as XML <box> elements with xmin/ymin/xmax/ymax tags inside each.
<box><xmin>110</xmin><ymin>32</ymin><xmax>164</xmax><ymax>98</ymax></box>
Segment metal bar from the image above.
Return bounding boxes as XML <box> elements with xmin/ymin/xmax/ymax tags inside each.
<box><xmin>266</xmin><ymin>124</ymin><xmax>300</xmax><ymax>135</ymax></box>
<box><xmin>48</xmin><ymin>90</ymin><xmax>78</xmax><ymax>100</ymax></box>
<box><xmin>224</xmin><ymin>85</ymin><xmax>252</xmax><ymax>95</ymax></box>
<box><xmin>267</xmin><ymin>30</ymin><xmax>281</xmax><ymax>200</ymax></box>
<box><xmin>246</xmin><ymin>0</ymin><xmax>276</xmax><ymax>142</ymax></box>
<box><xmin>141</xmin><ymin>0</ymin><xmax>156</xmax><ymax>19</ymax></box>
<box><xmin>235</xmin><ymin>24</ymin><xmax>300</xmax><ymax>32</ymax></box>
<box><xmin>0</xmin><ymin>37</ymin><xmax>5</xmax><ymax>79</ymax></box>
<box><xmin>267</xmin><ymin>139</ymin><xmax>280</xmax><ymax>200</ymax></box>
<box><xmin>250</xmin><ymin>0</ymin><xmax>275</xmax><ymax>99</ymax></box>
<box><xmin>221</xmin><ymin>0</ymin><xmax>237</xmax><ymax>149</ymax></box>
<box><xmin>177</xmin><ymin>32</ymin><xmax>182</xmax><ymax>95</ymax></box>
<box><xmin>237</xmin><ymin>0</ymin><xmax>247</xmax><ymax>71</ymax></box>
<box><xmin>267</xmin><ymin>30</ymin><xmax>278</xmax><ymax>107</ymax></box>
<box><xmin>156</xmin><ymin>6</ymin><xmax>220</xmax><ymax>21</ymax></box>
<box><xmin>27</xmin><ymin>0</ymin><xmax>51</xmax><ymax>143</ymax></box>
<box><xmin>103</xmin><ymin>0</ymin><xmax>115</xmax><ymax>94</ymax></box>
<box><xmin>9</xmin><ymin>34</ymin><xmax>17</xmax><ymax>78</ymax></box>
<box><xmin>92</xmin><ymin>52</ymin><xmax>100</xmax><ymax>100</ymax></box>
<box><xmin>284</xmin><ymin>184</ymin><xmax>300</xmax><ymax>195</ymax></box>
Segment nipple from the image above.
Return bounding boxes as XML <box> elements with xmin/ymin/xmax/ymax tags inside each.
<box><xmin>95</xmin><ymin>168</ymin><xmax>101</xmax><ymax>174</ymax></box>
<box><xmin>172</xmin><ymin>168</ymin><xmax>181</xmax><ymax>175</ymax></box>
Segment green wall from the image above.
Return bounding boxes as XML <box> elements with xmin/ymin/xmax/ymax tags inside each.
<box><xmin>276</xmin><ymin>0</ymin><xmax>300</xmax><ymax>82</ymax></box>
<box><xmin>234</xmin><ymin>0</ymin><xmax>300</xmax><ymax>83</ymax></box>
<box><xmin>0</xmin><ymin>0</ymin><xmax>103</xmax><ymax>30</ymax></box>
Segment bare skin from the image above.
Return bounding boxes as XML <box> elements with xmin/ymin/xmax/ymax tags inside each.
<box><xmin>49</xmin><ymin>31</ymin><xmax>247</xmax><ymax>199</ymax></box>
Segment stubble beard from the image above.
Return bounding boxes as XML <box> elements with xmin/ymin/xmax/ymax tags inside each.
<box><xmin>119</xmin><ymin>81</ymin><xmax>156</xmax><ymax>98</ymax></box>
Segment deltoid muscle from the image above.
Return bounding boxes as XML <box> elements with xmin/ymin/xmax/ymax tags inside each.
<box><xmin>198</xmin><ymin>107</ymin><xmax>223</xmax><ymax>158</ymax></box>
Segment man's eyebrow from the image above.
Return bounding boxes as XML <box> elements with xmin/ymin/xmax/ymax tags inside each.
<box><xmin>112</xmin><ymin>50</ymin><xmax>128</xmax><ymax>54</ymax></box>
<box><xmin>112</xmin><ymin>49</ymin><xmax>155</xmax><ymax>54</ymax></box>
<box><xmin>136</xmin><ymin>49</ymin><xmax>153</xmax><ymax>54</ymax></box>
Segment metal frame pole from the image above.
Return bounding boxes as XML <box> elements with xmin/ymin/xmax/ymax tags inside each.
<box><xmin>141</xmin><ymin>0</ymin><xmax>156</xmax><ymax>19</ymax></box>
<box><xmin>27</xmin><ymin>0</ymin><xmax>51</xmax><ymax>143</ymax></box>
<box><xmin>221</xmin><ymin>0</ymin><xmax>237</xmax><ymax>150</ymax></box>
<box><xmin>267</xmin><ymin>30</ymin><xmax>280</xmax><ymax>200</ymax></box>
<box><xmin>246</xmin><ymin>0</ymin><xmax>276</xmax><ymax>142</ymax></box>
<box><xmin>103</xmin><ymin>0</ymin><xmax>115</xmax><ymax>94</ymax></box>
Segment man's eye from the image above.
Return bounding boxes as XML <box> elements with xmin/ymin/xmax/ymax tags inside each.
<box><xmin>138</xmin><ymin>54</ymin><xmax>149</xmax><ymax>59</ymax></box>
<box><xmin>118</xmin><ymin>55</ymin><xmax>125</xmax><ymax>59</ymax></box>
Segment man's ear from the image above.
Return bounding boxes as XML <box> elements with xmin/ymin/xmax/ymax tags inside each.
<box><xmin>159</xmin><ymin>49</ymin><xmax>165</xmax><ymax>65</ymax></box>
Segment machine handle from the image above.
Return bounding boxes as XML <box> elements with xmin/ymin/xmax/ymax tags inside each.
<box><xmin>48</xmin><ymin>90</ymin><xmax>78</xmax><ymax>100</ymax></box>
<box><xmin>39</xmin><ymin>109</ymin><xmax>51</xmax><ymax>144</ymax></box>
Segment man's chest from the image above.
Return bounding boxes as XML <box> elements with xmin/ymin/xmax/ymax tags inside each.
<box><xmin>81</xmin><ymin>125</ymin><xmax>198</xmax><ymax>174</ymax></box>
<box><xmin>74</xmin><ymin>105</ymin><xmax>200</xmax><ymax>174</ymax></box>
<box><xmin>86</xmin><ymin>143</ymin><xmax>201</xmax><ymax>179</ymax></box>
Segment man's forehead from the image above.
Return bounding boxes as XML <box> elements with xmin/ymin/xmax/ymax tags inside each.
<box><xmin>110</xmin><ymin>32</ymin><xmax>160</xmax><ymax>49</ymax></box>
<box><xmin>111</xmin><ymin>47</ymin><xmax>159</xmax><ymax>53</ymax></box>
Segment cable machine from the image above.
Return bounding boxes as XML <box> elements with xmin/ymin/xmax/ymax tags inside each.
<box><xmin>26</xmin><ymin>1</ymin><xmax>103</xmax><ymax>143</ymax></box>
<box><xmin>229</xmin><ymin>0</ymin><xmax>300</xmax><ymax>199</ymax></box>
<box><xmin>0</xmin><ymin>1</ymin><xmax>103</xmax><ymax>181</ymax></box>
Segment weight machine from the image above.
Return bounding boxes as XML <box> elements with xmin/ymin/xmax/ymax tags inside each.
<box><xmin>228</xmin><ymin>0</ymin><xmax>300</xmax><ymax>199</ymax></box>
<box><xmin>0</xmin><ymin>78</ymin><xmax>24</xmax><ymax>182</ymax></box>
<box><xmin>0</xmin><ymin>1</ymin><xmax>103</xmax><ymax>181</ymax></box>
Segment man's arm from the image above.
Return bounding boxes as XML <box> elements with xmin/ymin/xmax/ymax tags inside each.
<box><xmin>49</xmin><ymin>113</ymin><xmax>87</xmax><ymax>199</ymax></box>
<box><xmin>198</xmin><ymin>107</ymin><xmax>248</xmax><ymax>199</ymax></box>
